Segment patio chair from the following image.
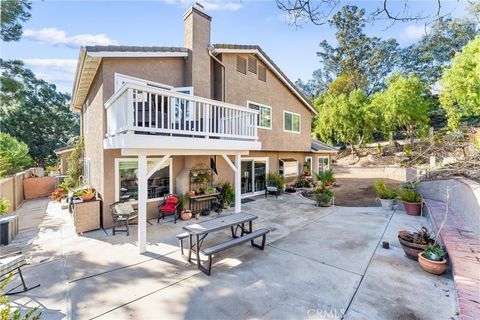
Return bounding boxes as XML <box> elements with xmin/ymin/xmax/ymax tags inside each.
<box><xmin>110</xmin><ymin>201</ymin><xmax>138</xmax><ymax>236</ymax></box>
<box><xmin>158</xmin><ymin>194</ymin><xmax>181</xmax><ymax>224</ymax></box>
<box><xmin>265</xmin><ymin>183</ymin><xmax>281</xmax><ymax>199</ymax></box>
<box><xmin>0</xmin><ymin>252</ymin><xmax>40</xmax><ymax>295</ymax></box>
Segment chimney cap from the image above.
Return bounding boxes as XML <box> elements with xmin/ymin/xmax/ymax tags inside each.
<box><xmin>183</xmin><ymin>2</ymin><xmax>212</xmax><ymax>21</ymax></box>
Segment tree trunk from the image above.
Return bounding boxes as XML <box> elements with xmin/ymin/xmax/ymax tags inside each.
<box><xmin>408</xmin><ymin>124</ymin><xmax>414</xmax><ymax>148</ymax></box>
<box><xmin>37</xmin><ymin>158</ymin><xmax>45</xmax><ymax>168</ymax></box>
<box><xmin>350</xmin><ymin>141</ymin><xmax>357</xmax><ymax>156</ymax></box>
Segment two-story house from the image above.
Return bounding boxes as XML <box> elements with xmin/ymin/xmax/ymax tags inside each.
<box><xmin>71</xmin><ymin>3</ymin><xmax>336</xmax><ymax>252</ymax></box>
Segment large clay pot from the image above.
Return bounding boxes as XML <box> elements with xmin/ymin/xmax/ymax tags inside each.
<box><xmin>181</xmin><ymin>210</ymin><xmax>192</xmax><ymax>221</ymax></box>
<box><xmin>402</xmin><ymin>201</ymin><xmax>422</xmax><ymax>216</ymax></box>
<box><xmin>398</xmin><ymin>231</ymin><xmax>430</xmax><ymax>260</ymax></box>
<box><xmin>380</xmin><ymin>199</ymin><xmax>394</xmax><ymax>211</ymax></box>
<box><xmin>418</xmin><ymin>252</ymin><xmax>448</xmax><ymax>275</ymax></box>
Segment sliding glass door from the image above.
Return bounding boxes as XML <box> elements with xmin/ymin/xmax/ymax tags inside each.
<box><xmin>241</xmin><ymin>158</ymin><xmax>268</xmax><ymax>196</ymax></box>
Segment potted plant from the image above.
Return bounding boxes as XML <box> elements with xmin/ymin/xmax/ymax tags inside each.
<box><xmin>398</xmin><ymin>227</ymin><xmax>435</xmax><ymax>260</ymax></box>
<box><xmin>418</xmin><ymin>244</ymin><xmax>448</xmax><ymax>275</ymax></box>
<box><xmin>179</xmin><ymin>194</ymin><xmax>192</xmax><ymax>221</ymax></box>
<box><xmin>266</xmin><ymin>172</ymin><xmax>285</xmax><ymax>191</ymax></box>
<box><xmin>74</xmin><ymin>186</ymin><xmax>96</xmax><ymax>201</ymax></box>
<box><xmin>323</xmin><ymin>170</ymin><xmax>336</xmax><ymax>187</ymax></box>
<box><xmin>188</xmin><ymin>190</ymin><xmax>196</xmax><ymax>197</ymax></box>
<box><xmin>373</xmin><ymin>180</ymin><xmax>398</xmax><ymax>210</ymax></box>
<box><xmin>217</xmin><ymin>181</ymin><xmax>234</xmax><ymax>208</ymax></box>
<box><xmin>315</xmin><ymin>187</ymin><xmax>334</xmax><ymax>207</ymax></box>
<box><xmin>400</xmin><ymin>188</ymin><xmax>422</xmax><ymax>215</ymax></box>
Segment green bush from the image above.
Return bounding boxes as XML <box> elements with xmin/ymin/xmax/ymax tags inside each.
<box><xmin>0</xmin><ymin>198</ymin><xmax>10</xmax><ymax>216</ymax></box>
<box><xmin>65</xmin><ymin>139</ymin><xmax>84</xmax><ymax>188</ymax></box>
<box><xmin>0</xmin><ymin>133</ymin><xmax>33</xmax><ymax>178</ymax></box>
<box><xmin>400</xmin><ymin>189</ymin><xmax>421</xmax><ymax>203</ymax></box>
<box><xmin>423</xmin><ymin>244</ymin><xmax>446</xmax><ymax>261</ymax></box>
<box><xmin>373</xmin><ymin>180</ymin><xmax>398</xmax><ymax>199</ymax></box>
<box><xmin>217</xmin><ymin>181</ymin><xmax>234</xmax><ymax>207</ymax></box>
<box><xmin>267</xmin><ymin>172</ymin><xmax>285</xmax><ymax>190</ymax></box>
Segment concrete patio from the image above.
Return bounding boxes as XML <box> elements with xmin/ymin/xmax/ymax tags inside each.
<box><xmin>4</xmin><ymin>194</ymin><xmax>459</xmax><ymax>319</ymax></box>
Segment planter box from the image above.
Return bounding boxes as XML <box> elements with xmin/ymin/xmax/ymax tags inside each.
<box><xmin>73</xmin><ymin>200</ymin><xmax>100</xmax><ymax>234</ymax></box>
<box><xmin>0</xmin><ymin>214</ymin><xmax>19</xmax><ymax>245</ymax></box>
<box><xmin>23</xmin><ymin>176</ymin><xmax>56</xmax><ymax>199</ymax></box>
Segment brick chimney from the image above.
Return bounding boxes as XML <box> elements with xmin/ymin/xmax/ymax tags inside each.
<box><xmin>183</xmin><ymin>3</ymin><xmax>212</xmax><ymax>98</ymax></box>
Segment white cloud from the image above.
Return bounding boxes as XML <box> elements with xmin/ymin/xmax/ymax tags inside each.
<box><xmin>23</xmin><ymin>58</ymin><xmax>77</xmax><ymax>92</ymax></box>
<box><xmin>164</xmin><ymin>0</ymin><xmax>242</xmax><ymax>11</ymax></box>
<box><xmin>23</xmin><ymin>28</ymin><xmax>118</xmax><ymax>48</ymax></box>
<box><xmin>398</xmin><ymin>25</ymin><xmax>428</xmax><ymax>45</ymax></box>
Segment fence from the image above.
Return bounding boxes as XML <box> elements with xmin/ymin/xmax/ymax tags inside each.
<box><xmin>0</xmin><ymin>168</ymin><xmax>37</xmax><ymax>214</ymax></box>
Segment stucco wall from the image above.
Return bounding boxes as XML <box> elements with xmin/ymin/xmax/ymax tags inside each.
<box><xmin>0</xmin><ymin>169</ymin><xmax>34</xmax><ymax>213</ymax></box>
<box><xmin>418</xmin><ymin>178</ymin><xmax>480</xmax><ymax>236</ymax></box>
<box><xmin>102</xmin><ymin>57</ymin><xmax>186</xmax><ymax>100</ymax></box>
<box><xmin>221</xmin><ymin>53</ymin><xmax>313</xmax><ymax>152</ymax></box>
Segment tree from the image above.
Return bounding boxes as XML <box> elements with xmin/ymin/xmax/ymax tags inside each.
<box><xmin>0</xmin><ymin>133</ymin><xmax>33</xmax><ymax>178</ymax></box>
<box><xmin>0</xmin><ymin>0</ymin><xmax>31</xmax><ymax>41</ymax></box>
<box><xmin>439</xmin><ymin>36</ymin><xmax>480</xmax><ymax>130</ymax></box>
<box><xmin>301</xmin><ymin>6</ymin><xmax>399</xmax><ymax>99</ymax></box>
<box><xmin>295</xmin><ymin>69</ymin><xmax>328</xmax><ymax>99</ymax></box>
<box><xmin>401</xmin><ymin>17</ymin><xmax>478</xmax><ymax>84</ymax></box>
<box><xmin>276</xmin><ymin>0</ymin><xmax>453</xmax><ymax>26</ymax></box>
<box><xmin>371</xmin><ymin>74</ymin><xmax>431</xmax><ymax>146</ymax></box>
<box><xmin>314</xmin><ymin>89</ymin><xmax>377</xmax><ymax>154</ymax></box>
<box><xmin>64</xmin><ymin>139</ymin><xmax>84</xmax><ymax>188</ymax></box>
<box><xmin>0</xmin><ymin>59</ymin><xmax>79</xmax><ymax>167</ymax></box>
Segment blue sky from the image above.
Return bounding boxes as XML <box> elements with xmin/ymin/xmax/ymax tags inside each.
<box><xmin>1</xmin><ymin>0</ymin><xmax>471</xmax><ymax>93</ymax></box>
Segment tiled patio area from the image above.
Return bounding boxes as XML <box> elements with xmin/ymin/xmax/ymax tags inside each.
<box><xmin>4</xmin><ymin>194</ymin><xmax>459</xmax><ymax>319</ymax></box>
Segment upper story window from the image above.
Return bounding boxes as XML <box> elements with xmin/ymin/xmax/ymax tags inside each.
<box><xmin>258</xmin><ymin>65</ymin><xmax>267</xmax><ymax>82</ymax></box>
<box><xmin>283</xmin><ymin>111</ymin><xmax>300</xmax><ymax>133</ymax></box>
<box><xmin>248</xmin><ymin>101</ymin><xmax>272</xmax><ymax>129</ymax></box>
<box><xmin>237</xmin><ymin>56</ymin><xmax>247</xmax><ymax>74</ymax></box>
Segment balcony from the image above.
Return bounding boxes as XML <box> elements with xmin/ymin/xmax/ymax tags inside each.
<box><xmin>103</xmin><ymin>83</ymin><xmax>261</xmax><ymax>152</ymax></box>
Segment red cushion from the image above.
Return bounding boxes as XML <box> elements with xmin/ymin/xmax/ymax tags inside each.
<box><xmin>166</xmin><ymin>196</ymin><xmax>178</xmax><ymax>205</ymax></box>
<box><xmin>161</xmin><ymin>203</ymin><xmax>177</xmax><ymax>213</ymax></box>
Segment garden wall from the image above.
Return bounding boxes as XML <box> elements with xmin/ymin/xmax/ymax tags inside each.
<box><xmin>0</xmin><ymin>168</ymin><xmax>35</xmax><ymax>213</ymax></box>
<box><xmin>418</xmin><ymin>177</ymin><xmax>480</xmax><ymax>236</ymax></box>
<box><xmin>333</xmin><ymin>166</ymin><xmax>418</xmax><ymax>182</ymax></box>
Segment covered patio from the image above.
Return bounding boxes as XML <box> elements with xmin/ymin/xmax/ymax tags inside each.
<box><xmin>5</xmin><ymin>194</ymin><xmax>459</xmax><ymax>320</ymax></box>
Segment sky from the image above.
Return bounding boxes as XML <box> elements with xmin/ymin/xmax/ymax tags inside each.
<box><xmin>0</xmin><ymin>0</ymin><xmax>472</xmax><ymax>93</ymax></box>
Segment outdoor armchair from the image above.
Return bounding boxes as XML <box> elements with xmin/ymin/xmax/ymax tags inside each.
<box><xmin>110</xmin><ymin>201</ymin><xmax>138</xmax><ymax>236</ymax></box>
<box><xmin>158</xmin><ymin>194</ymin><xmax>181</xmax><ymax>224</ymax></box>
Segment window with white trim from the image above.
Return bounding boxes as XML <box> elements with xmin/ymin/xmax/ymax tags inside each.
<box><xmin>284</xmin><ymin>111</ymin><xmax>300</xmax><ymax>133</ymax></box>
<box><xmin>305</xmin><ymin>156</ymin><xmax>312</xmax><ymax>176</ymax></box>
<box><xmin>115</xmin><ymin>158</ymin><xmax>172</xmax><ymax>202</ymax></box>
<box><xmin>317</xmin><ymin>157</ymin><xmax>329</xmax><ymax>174</ymax></box>
<box><xmin>248</xmin><ymin>101</ymin><xmax>272</xmax><ymax>129</ymax></box>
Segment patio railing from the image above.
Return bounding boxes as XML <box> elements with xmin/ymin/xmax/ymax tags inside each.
<box><xmin>105</xmin><ymin>83</ymin><xmax>259</xmax><ymax>141</ymax></box>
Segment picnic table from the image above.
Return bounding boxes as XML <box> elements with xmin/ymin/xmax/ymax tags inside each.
<box><xmin>182</xmin><ymin>212</ymin><xmax>259</xmax><ymax>273</ymax></box>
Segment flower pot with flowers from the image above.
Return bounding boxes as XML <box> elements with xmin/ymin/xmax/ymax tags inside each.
<box><xmin>74</xmin><ymin>186</ymin><xmax>96</xmax><ymax>202</ymax></box>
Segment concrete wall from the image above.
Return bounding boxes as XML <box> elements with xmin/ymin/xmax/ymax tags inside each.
<box><xmin>221</xmin><ymin>53</ymin><xmax>313</xmax><ymax>152</ymax></box>
<box><xmin>0</xmin><ymin>168</ymin><xmax>35</xmax><ymax>213</ymax></box>
<box><xmin>418</xmin><ymin>178</ymin><xmax>480</xmax><ymax>236</ymax></box>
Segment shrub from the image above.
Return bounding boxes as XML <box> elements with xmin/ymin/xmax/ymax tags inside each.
<box><xmin>404</xmin><ymin>144</ymin><xmax>413</xmax><ymax>158</ymax></box>
<box><xmin>0</xmin><ymin>198</ymin><xmax>10</xmax><ymax>216</ymax></box>
<box><xmin>400</xmin><ymin>189</ymin><xmax>421</xmax><ymax>203</ymax></box>
<box><xmin>373</xmin><ymin>180</ymin><xmax>398</xmax><ymax>199</ymax></box>
<box><xmin>65</xmin><ymin>139</ymin><xmax>84</xmax><ymax>188</ymax></box>
<box><xmin>0</xmin><ymin>133</ymin><xmax>33</xmax><ymax>178</ymax></box>
<box><xmin>267</xmin><ymin>172</ymin><xmax>285</xmax><ymax>190</ymax></box>
<box><xmin>315</xmin><ymin>170</ymin><xmax>335</xmax><ymax>188</ymax></box>
<box><xmin>423</xmin><ymin>244</ymin><xmax>446</xmax><ymax>261</ymax></box>
<box><xmin>217</xmin><ymin>181</ymin><xmax>234</xmax><ymax>207</ymax></box>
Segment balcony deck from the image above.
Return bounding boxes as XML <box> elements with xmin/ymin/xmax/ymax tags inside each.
<box><xmin>104</xmin><ymin>83</ymin><xmax>261</xmax><ymax>152</ymax></box>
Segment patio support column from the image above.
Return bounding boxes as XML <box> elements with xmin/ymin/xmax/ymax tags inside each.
<box><xmin>235</xmin><ymin>154</ymin><xmax>241</xmax><ymax>213</ymax></box>
<box><xmin>138</xmin><ymin>155</ymin><xmax>147</xmax><ymax>253</ymax></box>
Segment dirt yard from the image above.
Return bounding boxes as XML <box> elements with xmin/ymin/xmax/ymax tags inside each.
<box><xmin>330</xmin><ymin>178</ymin><xmax>400</xmax><ymax>207</ymax></box>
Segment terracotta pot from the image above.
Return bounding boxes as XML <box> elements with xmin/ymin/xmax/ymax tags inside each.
<box><xmin>417</xmin><ymin>252</ymin><xmax>448</xmax><ymax>275</ymax></box>
<box><xmin>79</xmin><ymin>193</ymin><xmax>95</xmax><ymax>201</ymax></box>
<box><xmin>398</xmin><ymin>231</ymin><xmax>430</xmax><ymax>260</ymax></box>
<box><xmin>181</xmin><ymin>210</ymin><xmax>192</xmax><ymax>221</ymax></box>
<box><xmin>402</xmin><ymin>201</ymin><xmax>422</xmax><ymax>216</ymax></box>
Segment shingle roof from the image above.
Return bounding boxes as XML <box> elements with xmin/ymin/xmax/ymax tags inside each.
<box><xmin>212</xmin><ymin>44</ymin><xmax>314</xmax><ymax>112</ymax></box>
<box><xmin>311</xmin><ymin>140</ymin><xmax>339</xmax><ymax>153</ymax></box>
<box><xmin>84</xmin><ymin>45</ymin><xmax>188</xmax><ymax>53</ymax></box>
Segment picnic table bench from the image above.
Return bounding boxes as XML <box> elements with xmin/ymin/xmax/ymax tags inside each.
<box><xmin>181</xmin><ymin>213</ymin><xmax>269</xmax><ymax>275</ymax></box>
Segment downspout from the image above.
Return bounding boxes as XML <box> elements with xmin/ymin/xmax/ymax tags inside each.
<box><xmin>208</xmin><ymin>47</ymin><xmax>225</xmax><ymax>102</ymax></box>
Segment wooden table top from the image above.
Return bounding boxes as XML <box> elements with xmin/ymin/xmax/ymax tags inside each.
<box><xmin>183</xmin><ymin>212</ymin><xmax>257</xmax><ymax>236</ymax></box>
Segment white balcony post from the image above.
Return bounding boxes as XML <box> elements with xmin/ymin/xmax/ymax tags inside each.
<box><xmin>138</xmin><ymin>155</ymin><xmax>147</xmax><ymax>254</ymax></box>
<box><xmin>205</xmin><ymin>103</ymin><xmax>210</xmax><ymax>138</ymax></box>
<box><xmin>235</xmin><ymin>154</ymin><xmax>241</xmax><ymax>213</ymax></box>
<box><xmin>126</xmin><ymin>88</ymin><xmax>135</xmax><ymax>134</ymax></box>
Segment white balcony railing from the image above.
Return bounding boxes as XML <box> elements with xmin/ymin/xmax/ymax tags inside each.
<box><xmin>105</xmin><ymin>83</ymin><xmax>258</xmax><ymax>141</ymax></box>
